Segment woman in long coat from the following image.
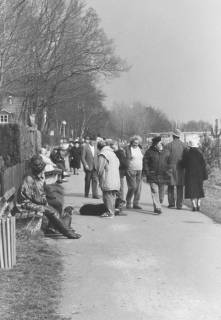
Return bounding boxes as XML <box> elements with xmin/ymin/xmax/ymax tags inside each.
<box><xmin>69</xmin><ymin>141</ymin><xmax>81</xmax><ymax>174</ymax></box>
<box><xmin>182</xmin><ymin>139</ymin><xmax>208</xmax><ymax>211</ymax></box>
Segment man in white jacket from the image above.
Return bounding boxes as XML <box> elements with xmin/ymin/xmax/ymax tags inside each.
<box><xmin>97</xmin><ymin>139</ymin><xmax>120</xmax><ymax>218</ymax></box>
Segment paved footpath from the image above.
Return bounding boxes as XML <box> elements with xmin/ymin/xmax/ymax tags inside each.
<box><xmin>47</xmin><ymin>170</ymin><xmax>221</xmax><ymax>320</ymax></box>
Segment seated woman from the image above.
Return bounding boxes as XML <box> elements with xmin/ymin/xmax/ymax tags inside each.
<box><xmin>17</xmin><ymin>155</ymin><xmax>81</xmax><ymax>239</ymax></box>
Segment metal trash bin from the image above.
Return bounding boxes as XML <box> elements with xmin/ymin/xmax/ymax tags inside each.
<box><xmin>0</xmin><ymin>217</ymin><xmax>16</xmax><ymax>269</ymax></box>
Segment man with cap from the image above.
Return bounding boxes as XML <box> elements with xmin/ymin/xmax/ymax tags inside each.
<box><xmin>81</xmin><ymin>135</ymin><xmax>99</xmax><ymax>198</ymax></box>
<box><xmin>143</xmin><ymin>136</ymin><xmax>170</xmax><ymax>214</ymax></box>
<box><xmin>165</xmin><ymin>129</ymin><xmax>187</xmax><ymax>209</ymax></box>
<box><xmin>17</xmin><ymin>155</ymin><xmax>81</xmax><ymax>239</ymax></box>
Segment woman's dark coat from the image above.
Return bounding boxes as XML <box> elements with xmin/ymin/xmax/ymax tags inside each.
<box><xmin>182</xmin><ymin>147</ymin><xmax>208</xmax><ymax>199</ymax></box>
<box><xmin>143</xmin><ymin>146</ymin><xmax>171</xmax><ymax>184</ymax></box>
<box><xmin>69</xmin><ymin>146</ymin><xmax>81</xmax><ymax>169</ymax></box>
<box><xmin>115</xmin><ymin>148</ymin><xmax>127</xmax><ymax>177</ymax></box>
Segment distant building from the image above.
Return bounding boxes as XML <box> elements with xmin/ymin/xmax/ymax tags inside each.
<box><xmin>0</xmin><ymin>109</ymin><xmax>15</xmax><ymax>124</ymax></box>
<box><xmin>0</xmin><ymin>92</ymin><xmax>24</xmax><ymax>123</ymax></box>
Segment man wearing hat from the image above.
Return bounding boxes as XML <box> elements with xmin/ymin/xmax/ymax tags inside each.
<box><xmin>165</xmin><ymin>129</ymin><xmax>187</xmax><ymax>209</ymax></box>
<box><xmin>143</xmin><ymin>136</ymin><xmax>170</xmax><ymax>214</ymax></box>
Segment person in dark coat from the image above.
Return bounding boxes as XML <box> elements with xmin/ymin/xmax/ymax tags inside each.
<box><xmin>81</xmin><ymin>135</ymin><xmax>99</xmax><ymax>198</ymax></box>
<box><xmin>182</xmin><ymin>139</ymin><xmax>208</xmax><ymax>211</ymax></box>
<box><xmin>165</xmin><ymin>129</ymin><xmax>187</xmax><ymax>209</ymax></box>
<box><xmin>69</xmin><ymin>141</ymin><xmax>81</xmax><ymax>175</ymax></box>
<box><xmin>143</xmin><ymin>136</ymin><xmax>170</xmax><ymax>214</ymax></box>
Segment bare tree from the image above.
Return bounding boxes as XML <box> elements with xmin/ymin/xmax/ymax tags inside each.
<box><xmin>0</xmin><ymin>0</ymin><xmax>127</xmax><ymax>132</ymax></box>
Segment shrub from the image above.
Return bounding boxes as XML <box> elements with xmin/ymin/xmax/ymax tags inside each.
<box><xmin>200</xmin><ymin>133</ymin><xmax>217</xmax><ymax>173</ymax></box>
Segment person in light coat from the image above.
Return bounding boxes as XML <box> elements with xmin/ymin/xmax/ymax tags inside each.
<box><xmin>125</xmin><ymin>135</ymin><xmax>143</xmax><ymax>209</ymax></box>
<box><xmin>97</xmin><ymin>139</ymin><xmax>120</xmax><ymax>218</ymax></box>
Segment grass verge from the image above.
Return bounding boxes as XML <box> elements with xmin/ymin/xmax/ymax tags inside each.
<box><xmin>0</xmin><ymin>229</ymin><xmax>71</xmax><ymax>320</ymax></box>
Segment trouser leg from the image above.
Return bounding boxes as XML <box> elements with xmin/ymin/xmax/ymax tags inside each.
<box><xmin>84</xmin><ymin>170</ymin><xmax>92</xmax><ymax>196</ymax></box>
<box><xmin>168</xmin><ymin>185</ymin><xmax>175</xmax><ymax>206</ymax></box>
<box><xmin>133</xmin><ymin>171</ymin><xmax>142</xmax><ymax>206</ymax></box>
<box><xmin>103</xmin><ymin>191</ymin><xmax>116</xmax><ymax>216</ymax></box>
<box><xmin>176</xmin><ymin>185</ymin><xmax>184</xmax><ymax>208</ymax></box>
<box><xmin>44</xmin><ymin>209</ymin><xmax>73</xmax><ymax>238</ymax></box>
<box><xmin>150</xmin><ymin>183</ymin><xmax>161</xmax><ymax>210</ymax></box>
<box><xmin>119</xmin><ymin>171</ymin><xmax>125</xmax><ymax>201</ymax></box>
<box><xmin>159</xmin><ymin>184</ymin><xmax>165</xmax><ymax>204</ymax></box>
<box><xmin>91</xmin><ymin>169</ymin><xmax>99</xmax><ymax>197</ymax></box>
<box><xmin>126</xmin><ymin>170</ymin><xmax>136</xmax><ymax>206</ymax></box>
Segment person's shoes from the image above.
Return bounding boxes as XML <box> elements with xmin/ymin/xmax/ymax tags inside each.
<box><xmin>133</xmin><ymin>205</ymin><xmax>142</xmax><ymax>209</ymax></box>
<box><xmin>154</xmin><ymin>209</ymin><xmax>162</xmax><ymax>214</ymax></box>
<box><xmin>192</xmin><ymin>207</ymin><xmax>196</xmax><ymax>212</ymax></box>
<box><xmin>66</xmin><ymin>231</ymin><xmax>81</xmax><ymax>239</ymax></box>
<box><xmin>93</xmin><ymin>195</ymin><xmax>100</xmax><ymax>199</ymax></box>
<box><xmin>117</xmin><ymin>200</ymin><xmax>126</xmax><ymax>210</ymax></box>
<box><xmin>63</xmin><ymin>171</ymin><xmax>71</xmax><ymax>177</ymax></box>
<box><xmin>100</xmin><ymin>212</ymin><xmax>114</xmax><ymax>218</ymax></box>
<box><xmin>168</xmin><ymin>204</ymin><xmax>175</xmax><ymax>208</ymax></box>
<box><xmin>84</xmin><ymin>194</ymin><xmax>89</xmax><ymax>198</ymax></box>
<box><xmin>56</xmin><ymin>180</ymin><xmax>63</xmax><ymax>184</ymax></box>
<box><xmin>126</xmin><ymin>204</ymin><xmax>132</xmax><ymax>209</ymax></box>
<box><xmin>115</xmin><ymin>209</ymin><xmax>120</xmax><ymax>215</ymax></box>
<box><xmin>197</xmin><ymin>206</ymin><xmax>200</xmax><ymax>211</ymax></box>
<box><xmin>62</xmin><ymin>178</ymin><xmax>68</xmax><ymax>182</ymax></box>
<box><xmin>177</xmin><ymin>206</ymin><xmax>182</xmax><ymax>210</ymax></box>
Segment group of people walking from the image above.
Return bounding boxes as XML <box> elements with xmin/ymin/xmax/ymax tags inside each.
<box><xmin>143</xmin><ymin>128</ymin><xmax>208</xmax><ymax>214</ymax></box>
<box><xmin>80</xmin><ymin>130</ymin><xmax>208</xmax><ymax>217</ymax></box>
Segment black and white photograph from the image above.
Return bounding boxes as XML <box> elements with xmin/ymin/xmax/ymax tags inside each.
<box><xmin>0</xmin><ymin>0</ymin><xmax>221</xmax><ymax>319</ymax></box>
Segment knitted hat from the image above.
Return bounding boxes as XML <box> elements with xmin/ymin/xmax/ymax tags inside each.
<box><xmin>30</xmin><ymin>155</ymin><xmax>46</xmax><ymax>174</ymax></box>
<box><xmin>152</xmin><ymin>136</ymin><xmax>161</xmax><ymax>145</ymax></box>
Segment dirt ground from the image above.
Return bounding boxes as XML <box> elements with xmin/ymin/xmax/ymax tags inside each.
<box><xmin>47</xmin><ymin>170</ymin><xmax>221</xmax><ymax>320</ymax></box>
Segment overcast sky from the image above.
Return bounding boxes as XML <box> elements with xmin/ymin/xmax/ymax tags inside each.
<box><xmin>87</xmin><ymin>0</ymin><xmax>221</xmax><ymax>123</ymax></box>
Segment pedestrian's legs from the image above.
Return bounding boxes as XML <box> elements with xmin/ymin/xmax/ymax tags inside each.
<box><xmin>191</xmin><ymin>199</ymin><xmax>197</xmax><ymax>211</ymax></box>
<box><xmin>150</xmin><ymin>183</ymin><xmax>161</xmax><ymax>211</ymax></box>
<box><xmin>102</xmin><ymin>191</ymin><xmax>116</xmax><ymax>216</ymax></box>
<box><xmin>119</xmin><ymin>170</ymin><xmax>125</xmax><ymax>201</ymax></box>
<box><xmin>176</xmin><ymin>185</ymin><xmax>184</xmax><ymax>209</ymax></box>
<box><xmin>126</xmin><ymin>170</ymin><xmax>136</xmax><ymax>207</ymax></box>
<box><xmin>91</xmin><ymin>169</ymin><xmax>99</xmax><ymax>197</ymax></box>
<box><xmin>197</xmin><ymin>198</ymin><xmax>201</xmax><ymax>211</ymax></box>
<box><xmin>84</xmin><ymin>170</ymin><xmax>92</xmax><ymax>197</ymax></box>
<box><xmin>133</xmin><ymin>170</ymin><xmax>142</xmax><ymax>206</ymax></box>
<box><xmin>168</xmin><ymin>185</ymin><xmax>175</xmax><ymax>207</ymax></box>
<box><xmin>159</xmin><ymin>184</ymin><xmax>165</xmax><ymax>204</ymax></box>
